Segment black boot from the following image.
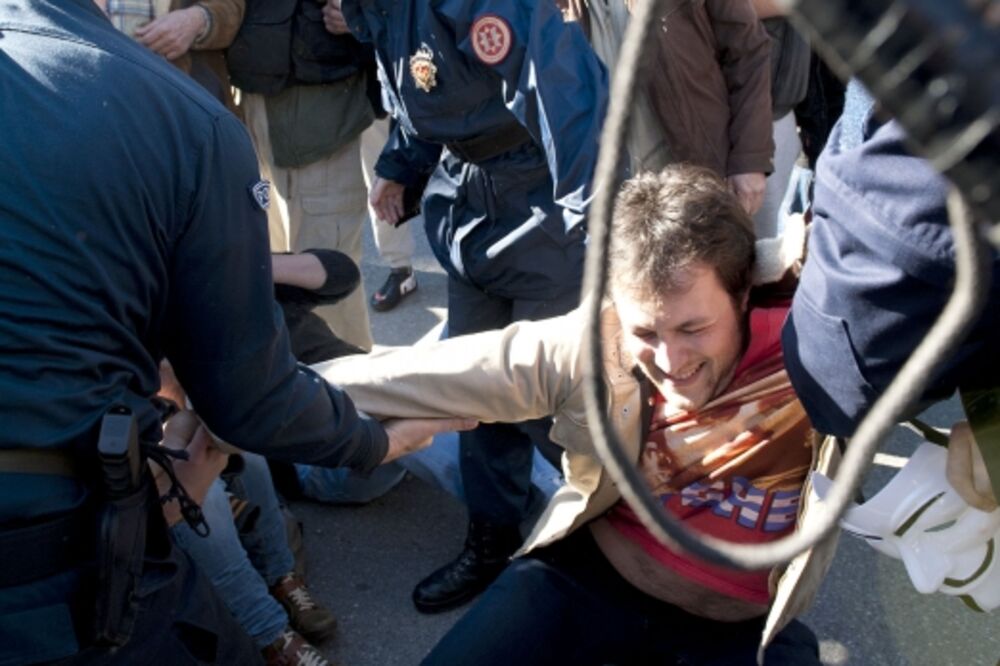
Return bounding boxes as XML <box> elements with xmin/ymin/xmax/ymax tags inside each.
<box><xmin>412</xmin><ymin>520</ymin><xmax>522</xmax><ymax>614</ymax></box>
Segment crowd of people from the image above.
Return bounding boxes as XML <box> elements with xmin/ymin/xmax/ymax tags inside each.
<box><xmin>0</xmin><ymin>0</ymin><xmax>997</xmax><ymax>665</ymax></box>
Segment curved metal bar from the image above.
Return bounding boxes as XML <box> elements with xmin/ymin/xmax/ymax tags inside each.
<box><xmin>582</xmin><ymin>0</ymin><xmax>993</xmax><ymax>569</ymax></box>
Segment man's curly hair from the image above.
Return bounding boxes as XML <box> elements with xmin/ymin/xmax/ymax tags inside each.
<box><xmin>609</xmin><ymin>164</ymin><xmax>756</xmax><ymax>302</ymax></box>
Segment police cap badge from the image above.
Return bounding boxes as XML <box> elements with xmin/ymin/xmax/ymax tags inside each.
<box><xmin>410</xmin><ymin>44</ymin><xmax>438</xmax><ymax>93</ymax></box>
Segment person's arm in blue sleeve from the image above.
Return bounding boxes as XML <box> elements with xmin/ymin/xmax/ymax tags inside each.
<box><xmin>782</xmin><ymin>117</ymin><xmax>1000</xmax><ymax>439</ymax></box>
<box><xmin>161</xmin><ymin>113</ymin><xmax>388</xmax><ymax>472</ymax></box>
<box><xmin>448</xmin><ymin>0</ymin><xmax>608</xmax><ymax>231</ymax></box>
<box><xmin>374</xmin><ymin>118</ymin><xmax>442</xmax><ymax>186</ymax></box>
<box><xmin>372</xmin><ymin>119</ymin><xmax>440</xmax><ymax>224</ymax></box>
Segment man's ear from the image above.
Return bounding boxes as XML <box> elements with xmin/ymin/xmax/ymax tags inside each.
<box><xmin>740</xmin><ymin>288</ymin><xmax>751</xmax><ymax>313</ymax></box>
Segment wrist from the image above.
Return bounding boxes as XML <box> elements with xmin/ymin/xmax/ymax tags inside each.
<box><xmin>161</xmin><ymin>497</ymin><xmax>185</xmax><ymax>526</ymax></box>
<box><xmin>191</xmin><ymin>4</ymin><xmax>212</xmax><ymax>46</ymax></box>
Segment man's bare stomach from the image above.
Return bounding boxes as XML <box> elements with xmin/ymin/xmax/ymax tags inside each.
<box><xmin>589</xmin><ymin>517</ymin><xmax>768</xmax><ymax>622</ymax></box>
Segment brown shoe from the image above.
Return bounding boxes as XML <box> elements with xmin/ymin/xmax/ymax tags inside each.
<box><xmin>262</xmin><ymin>628</ymin><xmax>331</xmax><ymax>666</ymax></box>
<box><xmin>270</xmin><ymin>573</ymin><xmax>338</xmax><ymax>643</ymax></box>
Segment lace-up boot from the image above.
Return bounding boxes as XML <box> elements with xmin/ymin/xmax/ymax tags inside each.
<box><xmin>412</xmin><ymin>520</ymin><xmax>522</xmax><ymax>614</ymax></box>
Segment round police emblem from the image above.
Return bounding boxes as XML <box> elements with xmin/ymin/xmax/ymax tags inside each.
<box><xmin>471</xmin><ymin>15</ymin><xmax>512</xmax><ymax>66</ymax></box>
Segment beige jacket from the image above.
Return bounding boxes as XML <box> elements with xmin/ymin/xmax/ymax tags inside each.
<box><xmin>316</xmin><ymin>298</ymin><xmax>840</xmax><ymax>658</ymax></box>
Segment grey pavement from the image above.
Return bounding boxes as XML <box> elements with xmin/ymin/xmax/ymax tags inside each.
<box><xmin>294</xmin><ymin>220</ymin><xmax>1000</xmax><ymax>666</ymax></box>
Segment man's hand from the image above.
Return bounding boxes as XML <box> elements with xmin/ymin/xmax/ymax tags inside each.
<box><xmin>155</xmin><ymin>411</ymin><xmax>230</xmax><ymax>525</ymax></box>
<box><xmin>750</xmin><ymin>0</ymin><xmax>786</xmax><ymax>18</ymax></box>
<box><xmin>370</xmin><ymin>176</ymin><xmax>407</xmax><ymax>226</ymax></box>
<box><xmin>323</xmin><ymin>0</ymin><xmax>350</xmax><ymax>35</ymax></box>
<box><xmin>946</xmin><ymin>420</ymin><xmax>998</xmax><ymax>512</ymax></box>
<box><xmin>727</xmin><ymin>172</ymin><xmax>767</xmax><ymax>216</ymax></box>
<box><xmin>158</xmin><ymin>359</ymin><xmax>186</xmax><ymax>407</ymax></box>
<box><xmin>135</xmin><ymin>7</ymin><xmax>207</xmax><ymax>61</ymax></box>
<box><xmin>382</xmin><ymin>417</ymin><xmax>479</xmax><ymax>463</ymax></box>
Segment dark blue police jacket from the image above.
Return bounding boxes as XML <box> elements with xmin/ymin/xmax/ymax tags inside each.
<box><xmin>0</xmin><ymin>1</ymin><xmax>388</xmax><ymax>487</ymax></box>
<box><xmin>342</xmin><ymin>0</ymin><xmax>608</xmax><ymax>293</ymax></box>
<box><xmin>0</xmin><ymin>2</ymin><xmax>388</xmax><ymax>659</ymax></box>
<box><xmin>783</xmin><ymin>104</ymin><xmax>1000</xmax><ymax>438</ymax></box>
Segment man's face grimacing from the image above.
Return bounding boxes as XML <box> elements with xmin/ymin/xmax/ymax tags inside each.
<box><xmin>614</xmin><ymin>262</ymin><xmax>749</xmax><ymax>412</ymax></box>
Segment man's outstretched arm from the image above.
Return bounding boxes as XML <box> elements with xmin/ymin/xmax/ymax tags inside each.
<box><xmin>313</xmin><ymin>308</ymin><xmax>586</xmax><ymax>425</ymax></box>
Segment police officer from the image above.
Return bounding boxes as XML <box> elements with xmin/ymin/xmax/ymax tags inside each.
<box><xmin>339</xmin><ymin>0</ymin><xmax>609</xmax><ymax>613</ymax></box>
<box><xmin>781</xmin><ymin>84</ymin><xmax>1000</xmax><ymax>516</ymax></box>
<box><xmin>0</xmin><ymin>1</ymin><xmax>470</xmax><ymax>662</ymax></box>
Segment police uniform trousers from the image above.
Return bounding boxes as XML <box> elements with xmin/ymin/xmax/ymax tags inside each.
<box><xmin>425</xmin><ymin>144</ymin><xmax>586</xmax><ymax>528</ymax></box>
<box><xmin>54</xmin><ymin>546</ymin><xmax>264</xmax><ymax>666</ymax></box>
<box><xmin>243</xmin><ymin>92</ymin><xmax>374</xmax><ymax>352</ymax></box>
<box><xmin>0</xmin><ymin>481</ymin><xmax>261</xmax><ymax>666</ymax></box>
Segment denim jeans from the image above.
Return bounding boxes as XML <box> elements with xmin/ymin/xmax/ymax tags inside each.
<box><xmin>399</xmin><ymin>431</ymin><xmax>563</xmax><ymax>525</ymax></box>
<box><xmin>294</xmin><ymin>459</ymin><xmax>407</xmax><ymax>504</ymax></box>
<box><xmin>172</xmin><ymin>452</ymin><xmax>293</xmax><ymax>648</ymax></box>
<box><xmin>424</xmin><ymin>528</ymin><xmax>821</xmax><ymax>666</ymax></box>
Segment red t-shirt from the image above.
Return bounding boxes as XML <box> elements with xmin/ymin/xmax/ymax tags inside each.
<box><xmin>605</xmin><ymin>305</ymin><xmax>808</xmax><ymax>605</ymax></box>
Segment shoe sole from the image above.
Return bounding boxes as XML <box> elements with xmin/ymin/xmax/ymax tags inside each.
<box><xmin>411</xmin><ymin>579</ymin><xmax>493</xmax><ymax>615</ymax></box>
<box><xmin>298</xmin><ymin>620</ymin><xmax>338</xmax><ymax>645</ymax></box>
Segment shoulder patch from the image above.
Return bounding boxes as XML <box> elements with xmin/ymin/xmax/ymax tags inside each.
<box><xmin>249</xmin><ymin>179</ymin><xmax>270</xmax><ymax>211</ymax></box>
<box><xmin>471</xmin><ymin>15</ymin><xmax>512</xmax><ymax>66</ymax></box>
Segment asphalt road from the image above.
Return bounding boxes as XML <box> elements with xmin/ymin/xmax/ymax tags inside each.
<box><xmin>294</xmin><ymin>220</ymin><xmax>1000</xmax><ymax>666</ymax></box>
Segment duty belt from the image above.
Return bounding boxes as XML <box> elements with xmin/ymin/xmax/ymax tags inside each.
<box><xmin>0</xmin><ymin>447</ymin><xmax>81</xmax><ymax>477</ymax></box>
<box><xmin>0</xmin><ymin>448</ymin><xmax>91</xmax><ymax>588</ymax></box>
<box><xmin>446</xmin><ymin>121</ymin><xmax>534</xmax><ymax>165</ymax></box>
<box><xmin>0</xmin><ymin>509</ymin><xmax>92</xmax><ymax>588</ymax></box>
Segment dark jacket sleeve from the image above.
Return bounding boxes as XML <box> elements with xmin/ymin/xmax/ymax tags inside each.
<box><xmin>706</xmin><ymin>0</ymin><xmax>774</xmax><ymax>176</ymax></box>
<box><xmin>162</xmin><ymin>113</ymin><xmax>388</xmax><ymax>472</ymax></box>
<box><xmin>374</xmin><ymin>118</ymin><xmax>443</xmax><ymax>186</ymax></box>
<box><xmin>782</xmin><ymin>116</ymin><xmax>1000</xmax><ymax>438</ymax></box>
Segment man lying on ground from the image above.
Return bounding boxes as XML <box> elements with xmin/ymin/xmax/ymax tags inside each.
<box><xmin>316</xmin><ymin>165</ymin><xmax>824</xmax><ymax>665</ymax></box>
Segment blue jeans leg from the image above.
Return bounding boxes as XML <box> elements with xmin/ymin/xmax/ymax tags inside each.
<box><xmin>424</xmin><ymin>529</ymin><xmax>821</xmax><ymax>666</ymax></box>
<box><xmin>399</xmin><ymin>432</ymin><xmax>467</xmax><ymax>499</ymax></box>
<box><xmin>224</xmin><ymin>452</ymin><xmax>295</xmax><ymax>586</ymax></box>
<box><xmin>423</xmin><ymin>556</ymin><xmax>641</xmax><ymax>666</ymax></box>
<box><xmin>400</xmin><ymin>431</ymin><xmax>562</xmax><ymax>514</ymax></box>
<box><xmin>171</xmin><ymin>479</ymin><xmax>288</xmax><ymax>648</ymax></box>
<box><xmin>294</xmin><ymin>460</ymin><xmax>406</xmax><ymax>504</ymax></box>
